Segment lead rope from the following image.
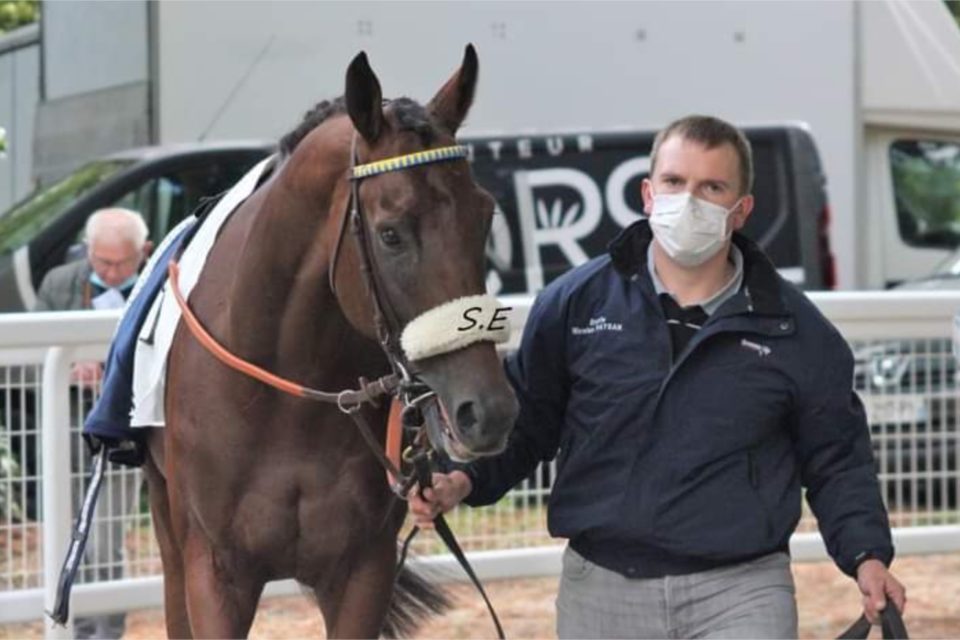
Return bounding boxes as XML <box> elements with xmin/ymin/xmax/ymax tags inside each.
<box><xmin>837</xmin><ymin>605</ymin><xmax>908</xmax><ymax>639</ymax></box>
<box><xmin>394</xmin><ymin>450</ymin><xmax>505</xmax><ymax>640</ymax></box>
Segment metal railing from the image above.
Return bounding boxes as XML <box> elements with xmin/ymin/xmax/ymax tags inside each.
<box><xmin>2</xmin><ymin>293</ymin><xmax>960</xmax><ymax>631</ymax></box>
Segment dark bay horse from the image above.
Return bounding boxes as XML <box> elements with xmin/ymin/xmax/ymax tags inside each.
<box><xmin>144</xmin><ymin>46</ymin><xmax>519</xmax><ymax>638</ymax></box>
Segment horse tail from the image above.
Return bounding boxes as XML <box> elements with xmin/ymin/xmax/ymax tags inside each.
<box><xmin>382</xmin><ymin>564</ymin><xmax>452</xmax><ymax>638</ymax></box>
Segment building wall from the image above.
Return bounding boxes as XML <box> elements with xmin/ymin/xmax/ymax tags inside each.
<box><xmin>0</xmin><ymin>26</ymin><xmax>39</xmax><ymax>211</ymax></box>
<box><xmin>154</xmin><ymin>0</ymin><xmax>858</xmax><ymax>286</ymax></box>
<box><xmin>42</xmin><ymin>0</ymin><xmax>148</xmax><ymax>100</ymax></box>
<box><xmin>32</xmin><ymin>0</ymin><xmax>150</xmax><ymax>184</ymax></box>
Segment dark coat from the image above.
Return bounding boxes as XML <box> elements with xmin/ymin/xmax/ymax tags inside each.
<box><xmin>462</xmin><ymin>220</ymin><xmax>892</xmax><ymax>578</ymax></box>
<box><xmin>34</xmin><ymin>259</ymin><xmax>95</xmax><ymax>311</ymax></box>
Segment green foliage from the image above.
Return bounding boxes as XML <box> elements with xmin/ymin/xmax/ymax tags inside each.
<box><xmin>0</xmin><ymin>0</ymin><xmax>37</xmax><ymax>34</ymax></box>
<box><xmin>947</xmin><ymin>1</ymin><xmax>960</xmax><ymax>29</ymax></box>
<box><xmin>890</xmin><ymin>144</ymin><xmax>960</xmax><ymax>241</ymax></box>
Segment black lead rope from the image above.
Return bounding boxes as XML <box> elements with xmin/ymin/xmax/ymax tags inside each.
<box><xmin>400</xmin><ymin>452</ymin><xmax>506</xmax><ymax>640</ymax></box>
<box><xmin>47</xmin><ymin>445</ymin><xmax>111</xmax><ymax>625</ymax></box>
<box><xmin>837</xmin><ymin>604</ymin><xmax>909</xmax><ymax>639</ymax></box>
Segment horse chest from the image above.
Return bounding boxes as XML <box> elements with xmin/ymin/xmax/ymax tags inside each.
<box><xmin>194</xmin><ymin>459</ymin><xmax>396</xmax><ymax>574</ymax></box>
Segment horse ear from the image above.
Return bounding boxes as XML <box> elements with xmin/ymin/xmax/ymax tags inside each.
<box><xmin>427</xmin><ymin>44</ymin><xmax>478</xmax><ymax>135</ymax></box>
<box><xmin>345</xmin><ymin>51</ymin><xmax>384</xmax><ymax>144</ymax></box>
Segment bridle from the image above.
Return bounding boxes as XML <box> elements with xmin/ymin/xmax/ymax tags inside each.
<box><xmin>167</xmin><ymin>134</ymin><xmax>496</xmax><ymax>497</ymax></box>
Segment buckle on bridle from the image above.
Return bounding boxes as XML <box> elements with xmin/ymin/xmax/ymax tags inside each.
<box><xmin>336</xmin><ymin>390</ymin><xmax>362</xmax><ymax>414</ymax></box>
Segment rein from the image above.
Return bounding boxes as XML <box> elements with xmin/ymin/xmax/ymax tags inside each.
<box><xmin>169</xmin><ymin>263</ymin><xmax>397</xmax><ymax>408</ymax></box>
<box><xmin>167</xmin><ymin>260</ymin><xmax>411</xmax><ymax>490</ymax></box>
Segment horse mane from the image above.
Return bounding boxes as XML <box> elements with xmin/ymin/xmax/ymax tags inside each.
<box><xmin>279</xmin><ymin>96</ymin><xmax>437</xmax><ymax>157</ymax></box>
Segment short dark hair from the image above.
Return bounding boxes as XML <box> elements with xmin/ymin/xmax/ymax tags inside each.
<box><xmin>650</xmin><ymin>115</ymin><xmax>754</xmax><ymax>195</ymax></box>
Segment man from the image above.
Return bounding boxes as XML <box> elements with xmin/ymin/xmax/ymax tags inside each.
<box><xmin>34</xmin><ymin>207</ymin><xmax>151</xmax><ymax>640</ymax></box>
<box><xmin>36</xmin><ymin>207</ymin><xmax>150</xmax><ymax>311</ymax></box>
<box><xmin>411</xmin><ymin>116</ymin><xmax>906</xmax><ymax>638</ymax></box>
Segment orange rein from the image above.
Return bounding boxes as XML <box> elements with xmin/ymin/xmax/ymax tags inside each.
<box><xmin>167</xmin><ymin>261</ymin><xmax>310</xmax><ymax>398</ymax></box>
<box><xmin>166</xmin><ymin>260</ymin><xmax>396</xmax><ymax>408</ymax></box>
<box><xmin>166</xmin><ymin>259</ymin><xmax>408</xmax><ymax>488</ymax></box>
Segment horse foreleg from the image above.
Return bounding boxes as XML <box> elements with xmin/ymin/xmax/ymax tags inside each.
<box><xmin>144</xmin><ymin>438</ymin><xmax>192</xmax><ymax>639</ymax></box>
<box><xmin>315</xmin><ymin>536</ymin><xmax>396</xmax><ymax>639</ymax></box>
<box><xmin>181</xmin><ymin>533</ymin><xmax>264</xmax><ymax>639</ymax></box>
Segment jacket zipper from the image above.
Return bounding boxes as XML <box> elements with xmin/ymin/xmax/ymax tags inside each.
<box><xmin>747</xmin><ymin>449</ymin><xmax>775</xmax><ymax>539</ymax></box>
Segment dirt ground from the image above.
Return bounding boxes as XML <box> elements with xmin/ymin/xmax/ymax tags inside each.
<box><xmin>2</xmin><ymin>553</ymin><xmax>957</xmax><ymax>639</ymax></box>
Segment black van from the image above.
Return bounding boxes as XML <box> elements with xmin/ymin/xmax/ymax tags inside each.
<box><xmin>467</xmin><ymin>125</ymin><xmax>833</xmax><ymax>296</ymax></box>
<box><xmin>0</xmin><ymin>142</ymin><xmax>273</xmax><ymax>311</ymax></box>
<box><xmin>0</xmin><ymin>124</ymin><xmax>832</xmax><ymax>311</ymax></box>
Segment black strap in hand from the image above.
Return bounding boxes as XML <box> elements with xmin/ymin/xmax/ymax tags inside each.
<box><xmin>837</xmin><ymin>605</ymin><xmax>908</xmax><ymax>639</ymax></box>
<box><xmin>412</xmin><ymin>452</ymin><xmax>506</xmax><ymax>640</ymax></box>
<box><xmin>47</xmin><ymin>446</ymin><xmax>110</xmax><ymax>625</ymax></box>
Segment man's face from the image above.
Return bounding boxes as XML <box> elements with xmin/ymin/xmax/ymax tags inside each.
<box><xmin>88</xmin><ymin>238</ymin><xmax>143</xmax><ymax>288</ymax></box>
<box><xmin>641</xmin><ymin>135</ymin><xmax>754</xmax><ymax>234</ymax></box>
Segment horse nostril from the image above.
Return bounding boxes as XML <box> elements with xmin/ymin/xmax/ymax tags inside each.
<box><xmin>456</xmin><ymin>401</ymin><xmax>478</xmax><ymax>433</ymax></box>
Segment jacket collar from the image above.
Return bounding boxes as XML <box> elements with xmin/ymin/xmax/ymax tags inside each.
<box><xmin>608</xmin><ymin>219</ymin><xmax>788</xmax><ymax>317</ymax></box>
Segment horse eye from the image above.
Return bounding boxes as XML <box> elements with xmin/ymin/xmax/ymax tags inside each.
<box><xmin>379</xmin><ymin>228</ymin><xmax>402</xmax><ymax>248</ymax></box>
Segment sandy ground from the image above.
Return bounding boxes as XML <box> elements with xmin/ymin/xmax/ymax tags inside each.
<box><xmin>2</xmin><ymin>552</ymin><xmax>958</xmax><ymax>639</ymax></box>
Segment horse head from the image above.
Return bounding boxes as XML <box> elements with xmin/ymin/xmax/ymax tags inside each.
<box><xmin>329</xmin><ymin>46</ymin><xmax>518</xmax><ymax>461</ymax></box>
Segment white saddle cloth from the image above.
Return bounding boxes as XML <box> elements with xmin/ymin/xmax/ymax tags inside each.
<box><xmin>129</xmin><ymin>155</ymin><xmax>275</xmax><ymax>428</ymax></box>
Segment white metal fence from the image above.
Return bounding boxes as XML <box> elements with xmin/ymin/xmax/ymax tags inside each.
<box><xmin>2</xmin><ymin>293</ymin><xmax>960</xmax><ymax>630</ymax></box>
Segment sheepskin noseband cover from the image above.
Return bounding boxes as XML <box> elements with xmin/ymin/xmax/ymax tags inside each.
<box><xmin>400</xmin><ymin>295</ymin><xmax>509</xmax><ymax>362</ymax></box>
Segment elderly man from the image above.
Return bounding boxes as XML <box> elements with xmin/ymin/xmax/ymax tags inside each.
<box><xmin>35</xmin><ymin>207</ymin><xmax>151</xmax><ymax>312</ymax></box>
<box><xmin>34</xmin><ymin>207</ymin><xmax>150</xmax><ymax>640</ymax></box>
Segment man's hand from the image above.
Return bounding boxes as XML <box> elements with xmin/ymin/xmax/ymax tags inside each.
<box><xmin>857</xmin><ymin>559</ymin><xmax>907</xmax><ymax>624</ymax></box>
<box><xmin>70</xmin><ymin>361</ymin><xmax>103</xmax><ymax>387</ymax></box>
<box><xmin>408</xmin><ymin>470</ymin><xmax>473</xmax><ymax>530</ymax></box>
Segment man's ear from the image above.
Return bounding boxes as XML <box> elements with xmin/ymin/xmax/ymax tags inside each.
<box><xmin>641</xmin><ymin>178</ymin><xmax>655</xmax><ymax>216</ymax></box>
<box><xmin>142</xmin><ymin>240</ymin><xmax>154</xmax><ymax>261</ymax></box>
<box><xmin>731</xmin><ymin>194</ymin><xmax>755</xmax><ymax>231</ymax></box>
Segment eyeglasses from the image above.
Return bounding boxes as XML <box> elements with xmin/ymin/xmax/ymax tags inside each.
<box><xmin>89</xmin><ymin>253</ymin><xmax>141</xmax><ymax>270</ymax></box>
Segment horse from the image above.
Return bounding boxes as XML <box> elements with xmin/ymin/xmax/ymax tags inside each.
<box><xmin>142</xmin><ymin>45</ymin><xmax>519</xmax><ymax>638</ymax></box>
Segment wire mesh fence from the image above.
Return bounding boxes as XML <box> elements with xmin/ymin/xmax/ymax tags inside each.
<box><xmin>0</xmin><ymin>333</ymin><xmax>958</xmax><ymax>596</ymax></box>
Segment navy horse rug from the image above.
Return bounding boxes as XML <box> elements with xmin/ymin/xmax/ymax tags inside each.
<box><xmin>83</xmin><ymin>155</ymin><xmax>275</xmax><ymax>461</ymax></box>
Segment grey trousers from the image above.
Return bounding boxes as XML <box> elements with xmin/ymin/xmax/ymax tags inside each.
<box><xmin>557</xmin><ymin>546</ymin><xmax>798</xmax><ymax>639</ymax></box>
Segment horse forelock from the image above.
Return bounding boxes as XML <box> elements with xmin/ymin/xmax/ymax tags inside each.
<box><xmin>279</xmin><ymin>96</ymin><xmax>443</xmax><ymax>158</ymax></box>
<box><xmin>385</xmin><ymin>98</ymin><xmax>437</xmax><ymax>146</ymax></box>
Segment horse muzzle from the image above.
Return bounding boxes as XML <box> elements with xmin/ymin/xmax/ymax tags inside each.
<box><xmin>419</xmin><ymin>389</ymin><xmax>518</xmax><ymax>462</ymax></box>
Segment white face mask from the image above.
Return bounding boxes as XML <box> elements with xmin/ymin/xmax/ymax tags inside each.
<box><xmin>649</xmin><ymin>191</ymin><xmax>741</xmax><ymax>267</ymax></box>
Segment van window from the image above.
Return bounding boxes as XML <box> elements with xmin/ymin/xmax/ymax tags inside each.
<box><xmin>890</xmin><ymin>139</ymin><xmax>960</xmax><ymax>248</ymax></box>
<box><xmin>0</xmin><ymin>160</ymin><xmax>132</xmax><ymax>253</ymax></box>
<box><xmin>743</xmin><ymin>136</ymin><xmax>800</xmax><ymax>276</ymax></box>
<box><xmin>109</xmin><ymin>160</ymin><xmax>253</xmax><ymax>243</ymax></box>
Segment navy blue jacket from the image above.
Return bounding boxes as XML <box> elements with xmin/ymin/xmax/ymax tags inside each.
<box><xmin>462</xmin><ymin>220</ymin><xmax>893</xmax><ymax>578</ymax></box>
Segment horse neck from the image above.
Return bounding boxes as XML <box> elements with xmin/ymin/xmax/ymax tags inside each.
<box><xmin>227</xmin><ymin>143</ymin><xmax>386</xmax><ymax>386</ymax></box>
